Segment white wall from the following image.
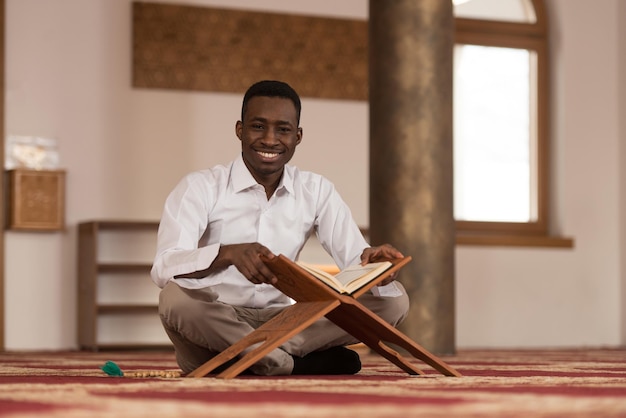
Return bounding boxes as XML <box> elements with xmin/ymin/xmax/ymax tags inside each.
<box><xmin>457</xmin><ymin>0</ymin><xmax>624</xmax><ymax>348</ymax></box>
<box><xmin>4</xmin><ymin>0</ymin><xmax>625</xmax><ymax>350</ymax></box>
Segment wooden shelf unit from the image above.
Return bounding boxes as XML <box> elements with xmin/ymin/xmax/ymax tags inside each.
<box><xmin>77</xmin><ymin>220</ymin><xmax>170</xmax><ymax>351</ymax></box>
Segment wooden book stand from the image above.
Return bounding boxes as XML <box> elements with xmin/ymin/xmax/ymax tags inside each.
<box><xmin>187</xmin><ymin>255</ymin><xmax>461</xmax><ymax>378</ymax></box>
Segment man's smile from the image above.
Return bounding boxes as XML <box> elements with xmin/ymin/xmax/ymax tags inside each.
<box><xmin>256</xmin><ymin>150</ymin><xmax>281</xmax><ymax>160</ymax></box>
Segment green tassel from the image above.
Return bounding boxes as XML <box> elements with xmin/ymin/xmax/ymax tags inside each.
<box><xmin>100</xmin><ymin>360</ymin><xmax>124</xmax><ymax>377</ymax></box>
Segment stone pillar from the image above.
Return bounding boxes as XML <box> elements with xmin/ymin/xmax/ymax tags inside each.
<box><xmin>369</xmin><ymin>0</ymin><xmax>455</xmax><ymax>354</ymax></box>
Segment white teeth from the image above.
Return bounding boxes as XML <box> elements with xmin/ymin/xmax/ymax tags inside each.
<box><xmin>258</xmin><ymin>151</ymin><xmax>278</xmax><ymax>158</ymax></box>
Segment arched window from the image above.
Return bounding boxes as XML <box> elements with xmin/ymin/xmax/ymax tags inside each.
<box><xmin>453</xmin><ymin>0</ymin><xmax>570</xmax><ymax>246</ymax></box>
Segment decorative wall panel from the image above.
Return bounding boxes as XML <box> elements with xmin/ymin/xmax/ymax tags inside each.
<box><xmin>6</xmin><ymin>169</ymin><xmax>65</xmax><ymax>231</ymax></box>
<box><xmin>132</xmin><ymin>2</ymin><xmax>368</xmax><ymax>100</ymax></box>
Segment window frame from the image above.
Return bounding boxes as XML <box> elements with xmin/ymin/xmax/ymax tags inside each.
<box><xmin>453</xmin><ymin>0</ymin><xmax>570</xmax><ymax>247</ymax></box>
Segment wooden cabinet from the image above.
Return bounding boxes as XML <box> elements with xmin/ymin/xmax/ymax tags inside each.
<box><xmin>77</xmin><ymin>220</ymin><xmax>171</xmax><ymax>350</ymax></box>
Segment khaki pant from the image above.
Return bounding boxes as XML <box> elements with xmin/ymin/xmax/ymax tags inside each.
<box><xmin>159</xmin><ymin>281</ymin><xmax>410</xmax><ymax>375</ymax></box>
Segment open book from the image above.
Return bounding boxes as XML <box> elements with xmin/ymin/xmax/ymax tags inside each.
<box><xmin>296</xmin><ymin>261</ymin><xmax>393</xmax><ymax>295</ymax></box>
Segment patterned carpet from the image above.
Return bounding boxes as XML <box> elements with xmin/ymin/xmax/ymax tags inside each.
<box><xmin>1</xmin><ymin>347</ymin><xmax>625</xmax><ymax>417</ymax></box>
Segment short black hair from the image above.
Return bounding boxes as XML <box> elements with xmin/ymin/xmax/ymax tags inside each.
<box><xmin>241</xmin><ymin>80</ymin><xmax>302</xmax><ymax>124</ymax></box>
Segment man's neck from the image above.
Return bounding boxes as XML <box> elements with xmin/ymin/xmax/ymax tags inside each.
<box><xmin>250</xmin><ymin>170</ymin><xmax>282</xmax><ymax>200</ymax></box>
<box><xmin>241</xmin><ymin>156</ymin><xmax>283</xmax><ymax>199</ymax></box>
<box><xmin>261</xmin><ymin>175</ymin><xmax>282</xmax><ymax>199</ymax></box>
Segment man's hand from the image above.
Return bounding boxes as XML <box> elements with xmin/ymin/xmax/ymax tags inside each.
<box><xmin>176</xmin><ymin>243</ymin><xmax>278</xmax><ymax>284</ymax></box>
<box><xmin>218</xmin><ymin>243</ymin><xmax>278</xmax><ymax>285</ymax></box>
<box><xmin>182</xmin><ymin>242</ymin><xmax>278</xmax><ymax>284</ymax></box>
<box><xmin>360</xmin><ymin>243</ymin><xmax>404</xmax><ymax>286</ymax></box>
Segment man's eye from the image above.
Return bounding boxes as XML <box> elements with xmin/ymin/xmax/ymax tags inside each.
<box><xmin>251</xmin><ymin>124</ymin><xmax>264</xmax><ymax>130</ymax></box>
<box><xmin>278</xmin><ymin>127</ymin><xmax>292</xmax><ymax>133</ymax></box>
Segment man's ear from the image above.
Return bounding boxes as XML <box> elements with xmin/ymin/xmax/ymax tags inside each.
<box><xmin>296</xmin><ymin>127</ymin><xmax>303</xmax><ymax>145</ymax></box>
<box><xmin>235</xmin><ymin>121</ymin><xmax>243</xmax><ymax>140</ymax></box>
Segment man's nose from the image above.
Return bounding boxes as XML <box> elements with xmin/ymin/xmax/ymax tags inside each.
<box><xmin>261</xmin><ymin>127</ymin><xmax>280</xmax><ymax>143</ymax></box>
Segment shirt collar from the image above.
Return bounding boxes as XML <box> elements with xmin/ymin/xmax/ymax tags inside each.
<box><xmin>231</xmin><ymin>154</ymin><xmax>294</xmax><ymax>195</ymax></box>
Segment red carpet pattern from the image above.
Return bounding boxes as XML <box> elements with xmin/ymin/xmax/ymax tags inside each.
<box><xmin>0</xmin><ymin>348</ymin><xmax>625</xmax><ymax>417</ymax></box>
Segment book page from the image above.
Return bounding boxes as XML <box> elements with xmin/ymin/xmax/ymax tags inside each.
<box><xmin>297</xmin><ymin>261</ymin><xmax>392</xmax><ymax>294</ymax></box>
<box><xmin>334</xmin><ymin>262</ymin><xmax>391</xmax><ymax>289</ymax></box>
<box><xmin>297</xmin><ymin>262</ymin><xmax>342</xmax><ymax>290</ymax></box>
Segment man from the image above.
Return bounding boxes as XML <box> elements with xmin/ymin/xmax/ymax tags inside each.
<box><xmin>151</xmin><ymin>80</ymin><xmax>409</xmax><ymax>376</ymax></box>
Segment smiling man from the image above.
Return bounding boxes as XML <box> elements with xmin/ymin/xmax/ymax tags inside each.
<box><xmin>151</xmin><ymin>80</ymin><xmax>410</xmax><ymax>376</ymax></box>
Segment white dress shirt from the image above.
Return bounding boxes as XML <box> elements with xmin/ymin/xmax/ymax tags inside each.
<box><xmin>151</xmin><ymin>154</ymin><xmax>370</xmax><ymax>308</ymax></box>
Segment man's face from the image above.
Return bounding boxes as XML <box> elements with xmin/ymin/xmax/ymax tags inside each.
<box><xmin>236</xmin><ymin>96</ymin><xmax>302</xmax><ymax>183</ymax></box>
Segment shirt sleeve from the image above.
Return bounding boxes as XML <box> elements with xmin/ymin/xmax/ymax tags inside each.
<box><xmin>150</xmin><ymin>173</ymin><xmax>220</xmax><ymax>289</ymax></box>
<box><xmin>313</xmin><ymin>178</ymin><xmax>369</xmax><ymax>270</ymax></box>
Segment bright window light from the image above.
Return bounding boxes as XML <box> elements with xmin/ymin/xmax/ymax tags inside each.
<box><xmin>453</xmin><ymin>44</ymin><xmax>537</xmax><ymax>222</ymax></box>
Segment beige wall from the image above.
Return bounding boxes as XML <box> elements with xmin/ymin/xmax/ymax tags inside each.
<box><xmin>619</xmin><ymin>0</ymin><xmax>626</xmax><ymax>343</ymax></box>
<box><xmin>4</xmin><ymin>0</ymin><xmax>625</xmax><ymax>349</ymax></box>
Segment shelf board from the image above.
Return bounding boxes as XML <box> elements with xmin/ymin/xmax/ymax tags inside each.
<box><xmin>87</xmin><ymin>220</ymin><xmax>159</xmax><ymax>230</ymax></box>
<box><xmin>83</xmin><ymin>343</ymin><xmax>173</xmax><ymax>351</ymax></box>
<box><xmin>98</xmin><ymin>304</ymin><xmax>158</xmax><ymax>314</ymax></box>
<box><xmin>98</xmin><ymin>263</ymin><xmax>152</xmax><ymax>273</ymax></box>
